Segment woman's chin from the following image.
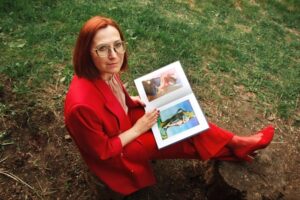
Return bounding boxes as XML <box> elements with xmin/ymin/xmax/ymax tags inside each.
<box><xmin>106</xmin><ymin>68</ymin><xmax>121</xmax><ymax>75</ymax></box>
<box><xmin>114</xmin><ymin>67</ymin><xmax>122</xmax><ymax>73</ymax></box>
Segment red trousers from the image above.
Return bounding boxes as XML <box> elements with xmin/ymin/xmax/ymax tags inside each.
<box><xmin>129</xmin><ymin>107</ymin><xmax>235</xmax><ymax>161</ymax></box>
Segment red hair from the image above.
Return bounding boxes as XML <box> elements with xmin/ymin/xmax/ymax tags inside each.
<box><xmin>73</xmin><ymin>16</ymin><xmax>128</xmax><ymax>79</ymax></box>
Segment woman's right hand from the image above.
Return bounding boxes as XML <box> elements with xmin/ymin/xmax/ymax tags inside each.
<box><xmin>119</xmin><ymin>109</ymin><xmax>159</xmax><ymax>147</ymax></box>
<box><xmin>132</xmin><ymin>109</ymin><xmax>160</xmax><ymax>136</ymax></box>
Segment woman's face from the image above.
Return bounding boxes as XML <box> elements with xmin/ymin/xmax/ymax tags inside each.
<box><xmin>91</xmin><ymin>25</ymin><xmax>125</xmax><ymax>80</ymax></box>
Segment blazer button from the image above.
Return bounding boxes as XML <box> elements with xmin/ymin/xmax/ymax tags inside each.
<box><xmin>130</xmin><ymin>169</ymin><xmax>134</xmax><ymax>173</ymax></box>
<box><xmin>120</xmin><ymin>152</ymin><xmax>124</xmax><ymax>157</ymax></box>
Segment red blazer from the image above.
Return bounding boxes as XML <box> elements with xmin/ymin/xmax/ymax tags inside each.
<box><xmin>64</xmin><ymin>75</ymin><xmax>156</xmax><ymax>195</ymax></box>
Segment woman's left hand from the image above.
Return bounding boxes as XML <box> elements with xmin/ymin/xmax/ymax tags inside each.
<box><xmin>131</xmin><ymin>96</ymin><xmax>146</xmax><ymax>107</ymax></box>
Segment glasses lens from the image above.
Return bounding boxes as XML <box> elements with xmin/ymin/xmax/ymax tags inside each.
<box><xmin>114</xmin><ymin>41</ymin><xmax>125</xmax><ymax>53</ymax></box>
<box><xmin>95</xmin><ymin>45</ymin><xmax>109</xmax><ymax>57</ymax></box>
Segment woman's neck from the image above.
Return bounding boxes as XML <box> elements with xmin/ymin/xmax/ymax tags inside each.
<box><xmin>100</xmin><ymin>73</ymin><xmax>114</xmax><ymax>81</ymax></box>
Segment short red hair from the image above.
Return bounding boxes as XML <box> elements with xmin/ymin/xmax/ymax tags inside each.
<box><xmin>73</xmin><ymin>16</ymin><xmax>128</xmax><ymax>79</ymax></box>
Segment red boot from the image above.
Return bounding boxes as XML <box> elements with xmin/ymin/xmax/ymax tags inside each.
<box><xmin>233</xmin><ymin>126</ymin><xmax>275</xmax><ymax>162</ymax></box>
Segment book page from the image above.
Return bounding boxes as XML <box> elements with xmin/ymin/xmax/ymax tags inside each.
<box><xmin>151</xmin><ymin>93</ymin><xmax>209</xmax><ymax>149</ymax></box>
<box><xmin>134</xmin><ymin>61</ymin><xmax>192</xmax><ymax>111</ymax></box>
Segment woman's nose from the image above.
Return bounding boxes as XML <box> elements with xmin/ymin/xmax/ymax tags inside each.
<box><xmin>108</xmin><ymin>48</ymin><xmax>118</xmax><ymax>59</ymax></box>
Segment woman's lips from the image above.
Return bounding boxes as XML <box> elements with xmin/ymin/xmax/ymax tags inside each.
<box><xmin>107</xmin><ymin>63</ymin><xmax>118</xmax><ymax>66</ymax></box>
<box><xmin>107</xmin><ymin>63</ymin><xmax>119</xmax><ymax>69</ymax></box>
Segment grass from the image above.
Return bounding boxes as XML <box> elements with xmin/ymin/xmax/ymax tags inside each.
<box><xmin>0</xmin><ymin>0</ymin><xmax>299</xmax><ymax>121</ymax></box>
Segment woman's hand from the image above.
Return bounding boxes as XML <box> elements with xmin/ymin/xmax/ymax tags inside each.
<box><xmin>132</xmin><ymin>109</ymin><xmax>159</xmax><ymax>136</ymax></box>
<box><xmin>118</xmin><ymin>109</ymin><xmax>159</xmax><ymax>147</ymax></box>
<box><xmin>131</xmin><ymin>96</ymin><xmax>146</xmax><ymax>107</ymax></box>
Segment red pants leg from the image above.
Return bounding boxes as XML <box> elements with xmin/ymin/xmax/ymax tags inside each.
<box><xmin>129</xmin><ymin>107</ymin><xmax>234</xmax><ymax>161</ymax></box>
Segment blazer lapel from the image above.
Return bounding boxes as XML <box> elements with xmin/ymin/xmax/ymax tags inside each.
<box><xmin>93</xmin><ymin>78</ymin><xmax>132</xmax><ymax>131</ymax></box>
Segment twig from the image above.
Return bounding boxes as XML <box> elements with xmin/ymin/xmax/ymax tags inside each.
<box><xmin>35</xmin><ymin>176</ymin><xmax>57</xmax><ymax>197</ymax></box>
<box><xmin>1</xmin><ymin>142</ymin><xmax>14</xmax><ymax>146</ymax></box>
<box><xmin>0</xmin><ymin>168</ymin><xmax>34</xmax><ymax>190</ymax></box>
<box><xmin>271</xmin><ymin>141</ymin><xmax>287</xmax><ymax>144</ymax></box>
<box><xmin>0</xmin><ymin>156</ymin><xmax>9</xmax><ymax>164</ymax></box>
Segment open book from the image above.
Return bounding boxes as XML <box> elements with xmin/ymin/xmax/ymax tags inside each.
<box><xmin>134</xmin><ymin>61</ymin><xmax>209</xmax><ymax>149</ymax></box>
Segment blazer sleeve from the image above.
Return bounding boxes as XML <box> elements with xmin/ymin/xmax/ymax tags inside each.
<box><xmin>65</xmin><ymin>104</ymin><xmax>123</xmax><ymax>160</ymax></box>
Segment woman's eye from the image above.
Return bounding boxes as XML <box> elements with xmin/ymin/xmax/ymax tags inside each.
<box><xmin>98</xmin><ymin>46</ymin><xmax>108</xmax><ymax>51</ymax></box>
<box><xmin>114</xmin><ymin>42</ymin><xmax>122</xmax><ymax>48</ymax></box>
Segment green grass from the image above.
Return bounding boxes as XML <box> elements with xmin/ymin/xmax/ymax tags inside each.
<box><xmin>0</xmin><ymin>0</ymin><xmax>299</xmax><ymax>120</ymax></box>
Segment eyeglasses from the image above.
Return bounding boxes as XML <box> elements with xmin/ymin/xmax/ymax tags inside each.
<box><xmin>94</xmin><ymin>40</ymin><xmax>126</xmax><ymax>57</ymax></box>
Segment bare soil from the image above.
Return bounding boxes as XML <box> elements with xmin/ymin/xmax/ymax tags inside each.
<box><xmin>0</xmin><ymin>74</ymin><xmax>299</xmax><ymax>200</ymax></box>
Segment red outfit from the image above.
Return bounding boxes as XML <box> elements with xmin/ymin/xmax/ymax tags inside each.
<box><xmin>64</xmin><ymin>75</ymin><xmax>234</xmax><ymax>195</ymax></box>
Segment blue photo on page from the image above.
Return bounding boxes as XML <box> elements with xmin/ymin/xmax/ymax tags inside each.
<box><xmin>157</xmin><ymin>100</ymin><xmax>199</xmax><ymax>140</ymax></box>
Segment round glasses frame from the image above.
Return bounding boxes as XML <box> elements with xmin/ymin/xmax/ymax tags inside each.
<box><xmin>94</xmin><ymin>41</ymin><xmax>126</xmax><ymax>58</ymax></box>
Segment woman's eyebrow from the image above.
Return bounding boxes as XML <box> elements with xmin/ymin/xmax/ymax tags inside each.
<box><xmin>96</xmin><ymin>40</ymin><xmax>122</xmax><ymax>46</ymax></box>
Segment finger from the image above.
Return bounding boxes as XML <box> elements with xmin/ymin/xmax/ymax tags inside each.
<box><xmin>144</xmin><ymin>110</ymin><xmax>159</xmax><ymax>122</ymax></box>
<box><xmin>144</xmin><ymin>111</ymin><xmax>156</xmax><ymax>119</ymax></box>
<box><xmin>150</xmin><ymin>114</ymin><xmax>159</xmax><ymax>122</ymax></box>
<box><xmin>150</xmin><ymin>111</ymin><xmax>159</xmax><ymax>119</ymax></box>
<box><xmin>151</xmin><ymin>119</ymin><xmax>158</xmax><ymax>126</ymax></box>
<box><xmin>146</xmin><ymin>112</ymin><xmax>155</xmax><ymax>119</ymax></box>
<box><xmin>140</xmin><ymin>101</ymin><xmax>146</xmax><ymax>107</ymax></box>
<box><xmin>150</xmin><ymin>109</ymin><xmax>159</xmax><ymax>115</ymax></box>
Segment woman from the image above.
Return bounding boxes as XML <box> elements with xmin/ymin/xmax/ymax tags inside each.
<box><xmin>64</xmin><ymin>16</ymin><xmax>274</xmax><ymax>196</ymax></box>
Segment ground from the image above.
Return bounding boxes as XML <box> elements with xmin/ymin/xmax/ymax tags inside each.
<box><xmin>0</xmin><ymin>72</ymin><xmax>299</xmax><ymax>200</ymax></box>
